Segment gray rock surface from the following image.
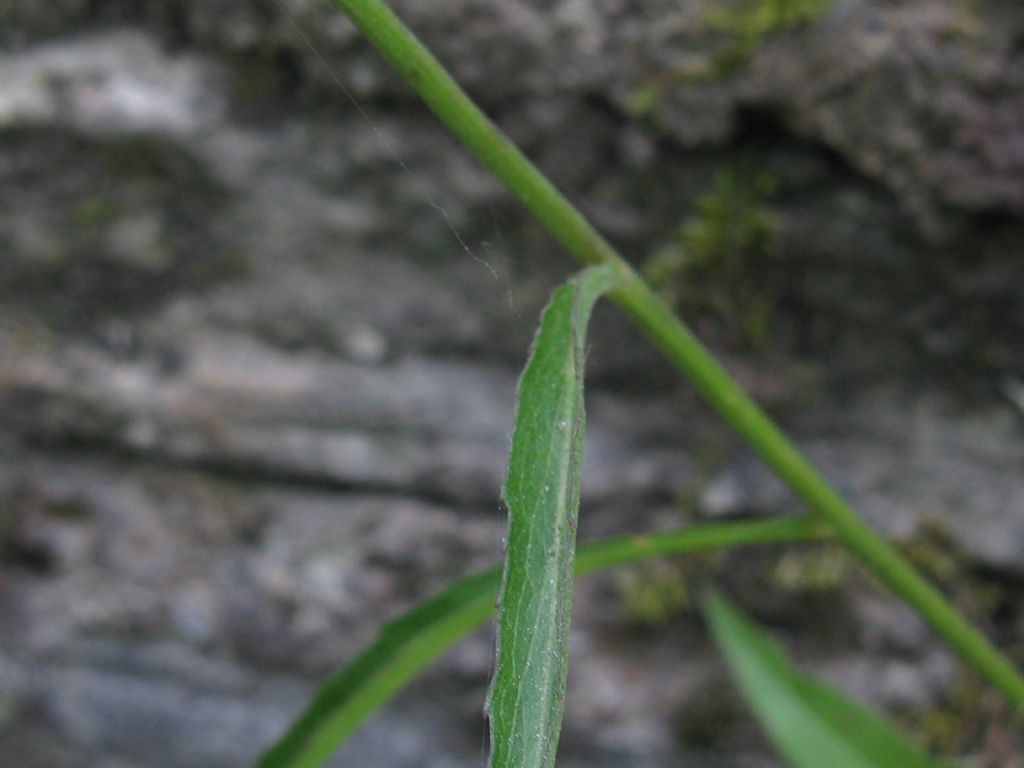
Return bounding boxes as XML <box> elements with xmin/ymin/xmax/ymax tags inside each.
<box><xmin>2</xmin><ymin>1</ymin><xmax>1023</xmax><ymax>766</ymax></box>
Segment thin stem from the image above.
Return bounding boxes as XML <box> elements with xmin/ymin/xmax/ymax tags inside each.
<box><xmin>329</xmin><ymin>0</ymin><xmax>1024</xmax><ymax>709</ymax></box>
<box><xmin>576</xmin><ymin>514</ymin><xmax>827</xmax><ymax>575</ymax></box>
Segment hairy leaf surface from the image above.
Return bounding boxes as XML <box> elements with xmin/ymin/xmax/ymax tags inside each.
<box><xmin>485</xmin><ymin>265</ymin><xmax>621</xmax><ymax>768</ymax></box>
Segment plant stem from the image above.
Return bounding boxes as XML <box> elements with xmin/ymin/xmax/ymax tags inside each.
<box><xmin>328</xmin><ymin>0</ymin><xmax>1024</xmax><ymax>709</ymax></box>
<box><xmin>575</xmin><ymin>514</ymin><xmax>827</xmax><ymax>575</ymax></box>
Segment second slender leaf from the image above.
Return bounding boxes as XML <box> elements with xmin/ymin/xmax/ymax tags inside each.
<box><xmin>705</xmin><ymin>592</ymin><xmax>955</xmax><ymax>768</ymax></box>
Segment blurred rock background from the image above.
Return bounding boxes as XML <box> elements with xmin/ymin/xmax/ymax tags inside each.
<box><xmin>1</xmin><ymin>0</ymin><xmax>1023</xmax><ymax>765</ymax></box>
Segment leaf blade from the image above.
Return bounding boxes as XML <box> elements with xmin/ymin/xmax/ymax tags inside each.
<box><xmin>486</xmin><ymin>264</ymin><xmax>621</xmax><ymax>768</ymax></box>
<box><xmin>705</xmin><ymin>592</ymin><xmax>955</xmax><ymax>768</ymax></box>
<box><xmin>257</xmin><ymin>569</ymin><xmax>497</xmax><ymax>768</ymax></box>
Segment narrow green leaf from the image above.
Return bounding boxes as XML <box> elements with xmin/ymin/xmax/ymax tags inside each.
<box><xmin>255</xmin><ymin>517</ymin><xmax>824</xmax><ymax>768</ymax></box>
<box><xmin>705</xmin><ymin>592</ymin><xmax>956</xmax><ymax>768</ymax></box>
<box><xmin>486</xmin><ymin>264</ymin><xmax>622</xmax><ymax>768</ymax></box>
<box><xmin>256</xmin><ymin>568</ymin><xmax>497</xmax><ymax>768</ymax></box>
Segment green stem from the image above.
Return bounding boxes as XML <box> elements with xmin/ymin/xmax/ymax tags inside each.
<box><xmin>576</xmin><ymin>514</ymin><xmax>826</xmax><ymax>575</ymax></box>
<box><xmin>328</xmin><ymin>0</ymin><xmax>1024</xmax><ymax>709</ymax></box>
